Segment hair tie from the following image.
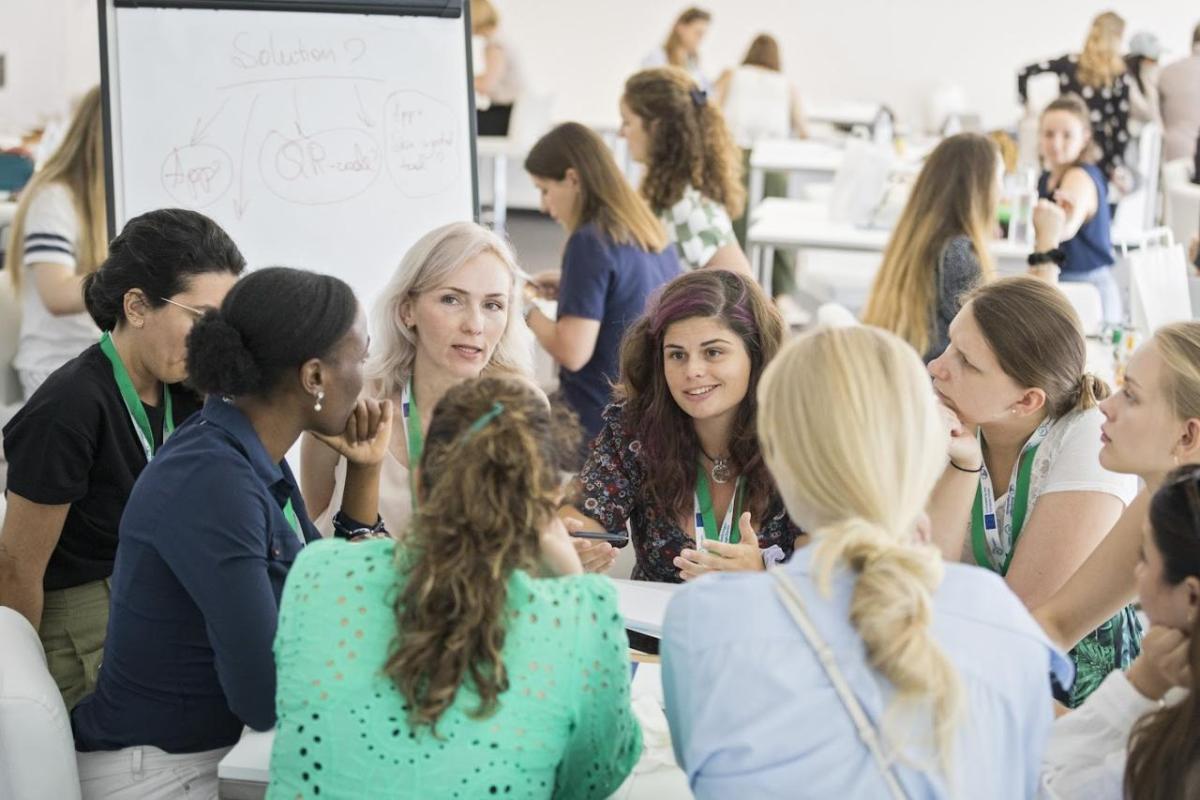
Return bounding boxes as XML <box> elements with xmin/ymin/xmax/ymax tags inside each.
<box><xmin>465</xmin><ymin>402</ymin><xmax>505</xmax><ymax>438</ymax></box>
<box><xmin>689</xmin><ymin>87</ymin><xmax>708</xmax><ymax>108</ymax></box>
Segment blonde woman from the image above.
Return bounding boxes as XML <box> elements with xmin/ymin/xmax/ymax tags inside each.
<box><xmin>301</xmin><ymin>221</ymin><xmax>533</xmax><ymax>536</ymax></box>
<box><xmin>470</xmin><ymin>0</ymin><xmax>524</xmax><ymax>136</ymax></box>
<box><xmin>642</xmin><ymin>7</ymin><xmax>712</xmax><ymax>90</ymax></box>
<box><xmin>1017</xmin><ymin>11</ymin><xmax>1131</xmax><ymax>186</ymax></box>
<box><xmin>6</xmin><ymin>86</ymin><xmax>107</xmax><ymax>397</ymax></box>
<box><xmin>662</xmin><ymin>326</ymin><xmax>1067</xmax><ymax>798</ymax></box>
<box><xmin>861</xmin><ymin>133</ymin><xmax>1000</xmax><ymax>362</ymax></box>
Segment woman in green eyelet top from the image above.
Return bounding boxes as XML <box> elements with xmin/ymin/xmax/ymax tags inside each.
<box><xmin>269</xmin><ymin>376</ymin><xmax>641</xmax><ymax>800</ymax></box>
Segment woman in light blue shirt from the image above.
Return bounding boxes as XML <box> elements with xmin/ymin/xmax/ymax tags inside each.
<box><xmin>661</xmin><ymin>326</ymin><xmax>1071</xmax><ymax>799</ymax></box>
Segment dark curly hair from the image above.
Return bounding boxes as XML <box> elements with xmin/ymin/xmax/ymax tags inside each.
<box><xmin>623</xmin><ymin>67</ymin><xmax>745</xmax><ymax>218</ymax></box>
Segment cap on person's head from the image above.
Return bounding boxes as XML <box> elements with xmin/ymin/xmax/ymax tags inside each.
<box><xmin>1129</xmin><ymin>31</ymin><xmax>1165</xmax><ymax>60</ymax></box>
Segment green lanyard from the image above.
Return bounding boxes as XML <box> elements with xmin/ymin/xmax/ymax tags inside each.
<box><xmin>402</xmin><ymin>378</ymin><xmax>423</xmax><ymax>509</ymax></box>
<box><xmin>282</xmin><ymin>498</ymin><xmax>304</xmax><ymax>545</ymax></box>
<box><xmin>970</xmin><ymin>443</ymin><xmax>1040</xmax><ymax>575</ymax></box>
<box><xmin>694</xmin><ymin>466</ymin><xmax>744</xmax><ymax>544</ymax></box>
<box><xmin>99</xmin><ymin>331</ymin><xmax>174</xmax><ymax>462</ymax></box>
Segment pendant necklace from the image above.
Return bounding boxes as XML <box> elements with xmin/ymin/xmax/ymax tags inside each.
<box><xmin>702</xmin><ymin>449</ymin><xmax>733</xmax><ymax>484</ymax></box>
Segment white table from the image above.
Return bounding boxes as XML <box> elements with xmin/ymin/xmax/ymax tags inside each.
<box><xmin>805</xmin><ymin>101</ymin><xmax>884</xmax><ymax>130</ymax></box>
<box><xmin>746</xmin><ymin>197</ymin><xmax>1033</xmax><ymax>296</ymax></box>
<box><xmin>746</xmin><ymin>139</ymin><xmax>845</xmax><ymax>222</ymax></box>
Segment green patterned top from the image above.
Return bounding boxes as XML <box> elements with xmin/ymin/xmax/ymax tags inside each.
<box><xmin>267</xmin><ymin>538</ymin><xmax>642</xmax><ymax>799</ymax></box>
<box><xmin>660</xmin><ymin>185</ymin><xmax>737</xmax><ymax>270</ymax></box>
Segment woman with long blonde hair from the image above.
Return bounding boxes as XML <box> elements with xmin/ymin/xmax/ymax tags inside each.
<box><xmin>1017</xmin><ymin>11</ymin><xmax>1132</xmax><ymax>187</ymax></box>
<box><xmin>620</xmin><ymin>67</ymin><xmax>751</xmax><ymax>273</ymax></box>
<box><xmin>272</xmin><ymin>377</ymin><xmax>641</xmax><ymax>798</ymax></box>
<box><xmin>6</xmin><ymin>85</ymin><xmax>108</xmax><ymax>397</ymax></box>
<box><xmin>662</xmin><ymin>326</ymin><xmax>1067</xmax><ymax>798</ymax></box>
<box><xmin>861</xmin><ymin>133</ymin><xmax>999</xmax><ymax>361</ymax></box>
<box><xmin>642</xmin><ymin>6</ymin><xmax>712</xmax><ymax>90</ymax></box>
<box><xmin>522</xmin><ymin>121</ymin><xmax>680</xmax><ymax>439</ymax></box>
<box><xmin>301</xmin><ymin>221</ymin><xmax>534</xmax><ymax>536</ymax></box>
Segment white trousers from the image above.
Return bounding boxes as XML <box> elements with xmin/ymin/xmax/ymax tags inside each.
<box><xmin>76</xmin><ymin>745</ymin><xmax>232</xmax><ymax>799</ymax></box>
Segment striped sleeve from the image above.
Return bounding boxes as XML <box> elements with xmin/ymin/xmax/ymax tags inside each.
<box><xmin>21</xmin><ymin>183</ymin><xmax>78</xmax><ymax>269</ymax></box>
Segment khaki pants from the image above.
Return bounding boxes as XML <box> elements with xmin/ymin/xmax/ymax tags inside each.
<box><xmin>77</xmin><ymin>745</ymin><xmax>231</xmax><ymax>800</ymax></box>
<box><xmin>40</xmin><ymin>578</ymin><xmax>111</xmax><ymax>710</ymax></box>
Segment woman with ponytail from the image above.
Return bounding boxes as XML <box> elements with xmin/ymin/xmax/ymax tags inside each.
<box><xmin>620</xmin><ymin>67</ymin><xmax>751</xmax><ymax>273</ymax></box>
<box><xmin>663</xmin><ymin>326</ymin><xmax>1067</xmax><ymax>798</ymax></box>
<box><xmin>0</xmin><ymin>208</ymin><xmax>242</xmax><ymax>711</ymax></box>
<box><xmin>269</xmin><ymin>377</ymin><xmax>641</xmax><ymax>799</ymax></box>
<box><xmin>927</xmin><ymin>276</ymin><xmax>1139</xmax><ymax>707</ymax></box>
<box><xmin>72</xmin><ymin>267</ymin><xmax>392</xmax><ymax>799</ymax></box>
<box><xmin>1043</xmin><ymin>464</ymin><xmax>1200</xmax><ymax>799</ymax></box>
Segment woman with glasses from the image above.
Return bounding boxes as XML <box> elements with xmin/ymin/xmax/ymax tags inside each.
<box><xmin>1042</xmin><ymin>465</ymin><xmax>1200</xmax><ymax>798</ymax></box>
<box><xmin>0</xmin><ymin>208</ymin><xmax>245</xmax><ymax>710</ymax></box>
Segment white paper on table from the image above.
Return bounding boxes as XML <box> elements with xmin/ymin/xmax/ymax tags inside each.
<box><xmin>613</xmin><ymin>579</ymin><xmax>679</xmax><ymax>638</ymax></box>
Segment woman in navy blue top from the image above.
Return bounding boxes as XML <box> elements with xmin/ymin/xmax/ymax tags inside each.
<box><xmin>1034</xmin><ymin>94</ymin><xmax>1121</xmax><ymax>324</ymax></box>
<box><xmin>523</xmin><ymin>122</ymin><xmax>680</xmax><ymax>443</ymax></box>
<box><xmin>71</xmin><ymin>267</ymin><xmax>394</xmax><ymax>798</ymax></box>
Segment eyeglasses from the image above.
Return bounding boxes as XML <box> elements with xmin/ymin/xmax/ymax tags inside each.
<box><xmin>160</xmin><ymin>297</ymin><xmax>206</xmax><ymax>318</ymax></box>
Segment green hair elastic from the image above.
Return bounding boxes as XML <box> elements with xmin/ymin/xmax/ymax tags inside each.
<box><xmin>465</xmin><ymin>401</ymin><xmax>505</xmax><ymax>437</ymax></box>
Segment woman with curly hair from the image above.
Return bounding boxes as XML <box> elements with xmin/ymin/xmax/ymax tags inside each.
<box><xmin>620</xmin><ymin>67</ymin><xmax>752</xmax><ymax>274</ymax></box>
<box><xmin>269</xmin><ymin>377</ymin><xmax>641</xmax><ymax>799</ymax></box>
<box><xmin>563</xmin><ymin>270</ymin><xmax>802</xmax><ymax>597</ymax></box>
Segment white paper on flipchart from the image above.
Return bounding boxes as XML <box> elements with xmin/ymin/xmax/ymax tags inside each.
<box><xmin>613</xmin><ymin>579</ymin><xmax>679</xmax><ymax>639</ymax></box>
<box><xmin>1131</xmin><ymin>243</ymin><xmax>1192</xmax><ymax>333</ymax></box>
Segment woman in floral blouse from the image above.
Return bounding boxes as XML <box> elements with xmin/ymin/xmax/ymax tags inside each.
<box><xmin>562</xmin><ymin>270</ymin><xmax>802</xmax><ymax>590</ymax></box>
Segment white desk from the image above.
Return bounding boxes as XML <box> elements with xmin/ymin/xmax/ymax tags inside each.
<box><xmin>747</xmin><ymin>198</ymin><xmax>1033</xmax><ymax>296</ymax></box>
<box><xmin>805</xmin><ymin>101</ymin><xmax>883</xmax><ymax>130</ymax></box>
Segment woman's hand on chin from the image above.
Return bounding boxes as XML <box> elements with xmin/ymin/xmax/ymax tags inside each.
<box><xmin>314</xmin><ymin>398</ymin><xmax>394</xmax><ymax>467</ymax></box>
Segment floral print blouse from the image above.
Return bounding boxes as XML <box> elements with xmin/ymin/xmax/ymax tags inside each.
<box><xmin>577</xmin><ymin>403</ymin><xmax>801</xmax><ymax>583</ymax></box>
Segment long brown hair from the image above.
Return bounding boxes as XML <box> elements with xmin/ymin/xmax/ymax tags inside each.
<box><xmin>524</xmin><ymin>122</ymin><xmax>667</xmax><ymax>252</ymax></box>
<box><xmin>742</xmin><ymin>33</ymin><xmax>781</xmax><ymax>71</ymax></box>
<box><xmin>623</xmin><ymin>67</ymin><xmax>745</xmax><ymax>217</ymax></box>
<box><xmin>861</xmin><ymin>133</ymin><xmax>999</xmax><ymax>356</ymax></box>
<box><xmin>7</xmin><ymin>86</ymin><xmax>107</xmax><ymax>290</ymax></box>
<box><xmin>663</xmin><ymin>7</ymin><xmax>710</xmax><ymax>67</ymax></box>
<box><xmin>1124</xmin><ymin>465</ymin><xmax>1200</xmax><ymax>800</ymax></box>
<box><xmin>968</xmin><ymin>276</ymin><xmax>1110</xmax><ymax>418</ymax></box>
<box><xmin>615</xmin><ymin>269</ymin><xmax>784</xmax><ymax>522</ymax></box>
<box><xmin>386</xmin><ymin>377</ymin><xmax>580</xmax><ymax>732</ymax></box>
<box><xmin>1077</xmin><ymin>11</ymin><xmax>1126</xmax><ymax>88</ymax></box>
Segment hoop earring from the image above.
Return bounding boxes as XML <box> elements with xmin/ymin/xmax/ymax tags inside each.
<box><xmin>313</xmin><ymin>390</ymin><xmax>324</xmax><ymax>412</ymax></box>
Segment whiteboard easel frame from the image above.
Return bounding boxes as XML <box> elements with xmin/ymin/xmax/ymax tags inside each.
<box><xmin>96</xmin><ymin>0</ymin><xmax>481</xmax><ymax>240</ymax></box>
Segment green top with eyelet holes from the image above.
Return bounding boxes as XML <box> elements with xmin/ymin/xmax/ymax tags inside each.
<box><xmin>267</xmin><ymin>538</ymin><xmax>642</xmax><ymax>799</ymax></box>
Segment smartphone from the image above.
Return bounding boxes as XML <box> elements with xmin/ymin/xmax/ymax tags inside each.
<box><xmin>569</xmin><ymin>530</ymin><xmax>629</xmax><ymax>546</ymax></box>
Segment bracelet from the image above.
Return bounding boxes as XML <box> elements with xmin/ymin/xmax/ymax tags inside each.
<box><xmin>1027</xmin><ymin>248</ymin><xmax>1066</xmax><ymax>267</ymax></box>
<box><xmin>949</xmin><ymin>459</ymin><xmax>983</xmax><ymax>474</ymax></box>
<box><xmin>332</xmin><ymin>510</ymin><xmax>388</xmax><ymax>540</ymax></box>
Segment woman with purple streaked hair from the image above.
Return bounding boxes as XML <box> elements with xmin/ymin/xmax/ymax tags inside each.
<box><xmin>561</xmin><ymin>270</ymin><xmax>804</xmax><ymax>603</ymax></box>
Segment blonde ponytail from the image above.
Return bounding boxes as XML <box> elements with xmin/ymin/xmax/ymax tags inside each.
<box><xmin>757</xmin><ymin>326</ymin><xmax>963</xmax><ymax>777</ymax></box>
<box><xmin>812</xmin><ymin>517</ymin><xmax>962</xmax><ymax>776</ymax></box>
<box><xmin>1074</xmin><ymin>372</ymin><xmax>1110</xmax><ymax>412</ymax></box>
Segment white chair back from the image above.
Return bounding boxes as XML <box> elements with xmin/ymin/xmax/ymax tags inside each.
<box><xmin>0</xmin><ymin>607</ymin><xmax>81</xmax><ymax>800</ymax></box>
<box><xmin>1112</xmin><ymin>123</ymin><xmax>1163</xmax><ymax>243</ymax></box>
<box><xmin>1162</xmin><ymin>158</ymin><xmax>1200</xmax><ymax>252</ymax></box>
<box><xmin>1056</xmin><ymin>281</ymin><xmax>1104</xmax><ymax>336</ymax></box>
<box><xmin>0</xmin><ymin>272</ymin><xmax>20</xmax><ymax>406</ymax></box>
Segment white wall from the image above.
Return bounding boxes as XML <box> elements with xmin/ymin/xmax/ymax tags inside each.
<box><xmin>499</xmin><ymin>0</ymin><xmax>1197</xmax><ymax>132</ymax></box>
<box><xmin>0</xmin><ymin>0</ymin><xmax>99</xmax><ymax>136</ymax></box>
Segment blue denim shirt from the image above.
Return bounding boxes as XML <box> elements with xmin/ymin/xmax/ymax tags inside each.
<box><xmin>73</xmin><ymin>397</ymin><xmax>319</xmax><ymax>753</ymax></box>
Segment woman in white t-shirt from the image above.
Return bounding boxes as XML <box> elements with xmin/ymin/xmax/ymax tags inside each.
<box><xmin>927</xmin><ymin>276</ymin><xmax>1139</xmax><ymax>708</ymax></box>
<box><xmin>5</xmin><ymin>86</ymin><xmax>106</xmax><ymax>398</ymax></box>
<box><xmin>642</xmin><ymin>7</ymin><xmax>712</xmax><ymax>91</ymax></box>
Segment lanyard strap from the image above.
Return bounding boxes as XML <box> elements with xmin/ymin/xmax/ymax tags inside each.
<box><xmin>99</xmin><ymin>331</ymin><xmax>174</xmax><ymax>462</ymax></box>
<box><xmin>970</xmin><ymin>418</ymin><xmax>1051</xmax><ymax>574</ymax></box>
<box><xmin>401</xmin><ymin>378</ymin><xmax>423</xmax><ymax>509</ymax></box>
<box><xmin>693</xmin><ymin>468</ymin><xmax>743</xmax><ymax>551</ymax></box>
<box><xmin>282</xmin><ymin>498</ymin><xmax>305</xmax><ymax>545</ymax></box>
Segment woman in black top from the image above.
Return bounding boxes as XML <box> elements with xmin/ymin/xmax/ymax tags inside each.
<box><xmin>1018</xmin><ymin>11</ymin><xmax>1132</xmax><ymax>190</ymax></box>
<box><xmin>0</xmin><ymin>208</ymin><xmax>245</xmax><ymax>709</ymax></box>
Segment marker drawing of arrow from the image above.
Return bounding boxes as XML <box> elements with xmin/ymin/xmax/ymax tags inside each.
<box><xmin>190</xmin><ymin>97</ymin><xmax>230</xmax><ymax>146</ymax></box>
<box><xmin>354</xmin><ymin>84</ymin><xmax>376</xmax><ymax>128</ymax></box>
<box><xmin>233</xmin><ymin>94</ymin><xmax>259</xmax><ymax>221</ymax></box>
<box><xmin>292</xmin><ymin>88</ymin><xmax>308</xmax><ymax>138</ymax></box>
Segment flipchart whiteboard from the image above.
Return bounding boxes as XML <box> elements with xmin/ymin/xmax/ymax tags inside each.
<box><xmin>100</xmin><ymin>1</ymin><xmax>478</xmax><ymax>310</ymax></box>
